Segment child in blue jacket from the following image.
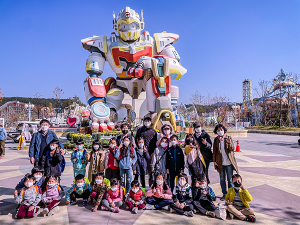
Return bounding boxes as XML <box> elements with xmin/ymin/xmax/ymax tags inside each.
<box><xmin>71</xmin><ymin>139</ymin><xmax>88</xmax><ymax>178</ymax></box>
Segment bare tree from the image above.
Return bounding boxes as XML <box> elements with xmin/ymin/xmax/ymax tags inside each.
<box><xmin>254</xmin><ymin>80</ymin><xmax>271</xmax><ymax>125</ymax></box>
<box><xmin>53</xmin><ymin>87</ymin><xmax>64</xmax><ymax>117</ymax></box>
<box><xmin>32</xmin><ymin>92</ymin><xmax>43</xmax><ymax>119</ymax></box>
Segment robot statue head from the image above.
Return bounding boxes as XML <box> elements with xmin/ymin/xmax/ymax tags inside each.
<box><xmin>113</xmin><ymin>6</ymin><xmax>144</xmax><ymax>42</ymax></box>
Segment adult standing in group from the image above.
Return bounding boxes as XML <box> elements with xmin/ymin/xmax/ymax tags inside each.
<box><xmin>29</xmin><ymin>119</ymin><xmax>64</xmax><ymax>166</ymax></box>
<box><xmin>156</xmin><ymin>124</ymin><xmax>173</xmax><ymax>147</ymax></box>
<box><xmin>193</xmin><ymin>122</ymin><xmax>212</xmax><ymax>184</ymax></box>
<box><xmin>0</xmin><ymin>123</ymin><xmax>7</xmax><ymax>158</ymax></box>
<box><xmin>135</xmin><ymin>116</ymin><xmax>158</xmax><ymax>184</ymax></box>
<box><xmin>212</xmin><ymin>124</ymin><xmax>238</xmax><ymax>201</ymax></box>
<box><xmin>116</xmin><ymin>122</ymin><xmax>136</xmax><ymax>148</ymax></box>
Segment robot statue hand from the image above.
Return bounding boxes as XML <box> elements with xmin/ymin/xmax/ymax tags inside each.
<box><xmin>127</xmin><ymin>61</ymin><xmax>144</xmax><ymax>78</ymax></box>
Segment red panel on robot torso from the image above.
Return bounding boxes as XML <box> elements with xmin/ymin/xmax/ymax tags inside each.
<box><xmin>111</xmin><ymin>46</ymin><xmax>153</xmax><ymax>67</ymax></box>
<box><xmin>88</xmin><ymin>77</ymin><xmax>106</xmax><ymax>97</ymax></box>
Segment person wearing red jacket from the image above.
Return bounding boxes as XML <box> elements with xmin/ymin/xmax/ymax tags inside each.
<box><xmin>104</xmin><ymin>138</ymin><xmax>119</xmax><ymax>180</ymax></box>
<box><xmin>125</xmin><ymin>180</ymin><xmax>145</xmax><ymax>213</ymax></box>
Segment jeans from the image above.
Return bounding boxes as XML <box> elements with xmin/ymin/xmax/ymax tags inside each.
<box><xmin>192</xmin><ymin>200</ymin><xmax>216</xmax><ymax>215</ymax></box>
<box><xmin>120</xmin><ymin>167</ymin><xmax>132</xmax><ymax>193</ymax></box>
<box><xmin>146</xmin><ymin>197</ymin><xmax>171</xmax><ymax>209</ymax></box>
<box><xmin>220</xmin><ymin>164</ymin><xmax>233</xmax><ymax>195</ymax></box>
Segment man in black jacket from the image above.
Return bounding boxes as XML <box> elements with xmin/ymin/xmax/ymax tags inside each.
<box><xmin>193</xmin><ymin>122</ymin><xmax>212</xmax><ymax>184</ymax></box>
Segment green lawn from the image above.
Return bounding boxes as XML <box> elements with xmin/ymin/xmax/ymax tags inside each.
<box><xmin>247</xmin><ymin>126</ymin><xmax>300</xmax><ymax>132</ymax></box>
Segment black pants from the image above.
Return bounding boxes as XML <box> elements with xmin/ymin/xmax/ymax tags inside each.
<box><xmin>134</xmin><ymin>174</ymin><xmax>145</xmax><ymax>188</ymax></box>
<box><xmin>192</xmin><ymin>200</ymin><xmax>216</xmax><ymax>215</ymax></box>
<box><xmin>204</xmin><ymin>159</ymin><xmax>211</xmax><ymax>184</ymax></box>
<box><xmin>170</xmin><ymin>202</ymin><xmax>194</xmax><ymax>215</ymax></box>
<box><xmin>105</xmin><ymin>168</ymin><xmax>119</xmax><ymax>181</ymax></box>
<box><xmin>70</xmin><ymin>190</ymin><xmax>91</xmax><ymax>202</ymax></box>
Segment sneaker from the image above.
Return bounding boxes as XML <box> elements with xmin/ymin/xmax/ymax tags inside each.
<box><xmin>101</xmin><ymin>206</ymin><xmax>109</xmax><ymax>211</ymax></box>
<box><xmin>48</xmin><ymin>206</ymin><xmax>59</xmax><ymax>216</ymax></box>
<box><xmin>206</xmin><ymin>211</ymin><xmax>215</xmax><ymax>218</ymax></box>
<box><xmin>162</xmin><ymin>205</ymin><xmax>169</xmax><ymax>211</ymax></box>
<box><xmin>145</xmin><ymin>204</ymin><xmax>155</xmax><ymax>210</ymax></box>
<box><xmin>113</xmin><ymin>207</ymin><xmax>120</xmax><ymax>213</ymax></box>
<box><xmin>220</xmin><ymin>194</ymin><xmax>226</xmax><ymax>201</ymax></box>
<box><xmin>41</xmin><ymin>208</ymin><xmax>49</xmax><ymax>216</ymax></box>
<box><xmin>125</xmin><ymin>206</ymin><xmax>129</xmax><ymax>210</ymax></box>
<box><xmin>185</xmin><ymin>211</ymin><xmax>194</xmax><ymax>217</ymax></box>
<box><xmin>132</xmin><ymin>207</ymin><xmax>138</xmax><ymax>214</ymax></box>
<box><xmin>244</xmin><ymin>215</ymin><xmax>256</xmax><ymax>223</ymax></box>
<box><xmin>170</xmin><ymin>207</ymin><xmax>175</xmax><ymax>213</ymax></box>
<box><xmin>229</xmin><ymin>212</ymin><xmax>234</xmax><ymax>219</ymax></box>
<box><xmin>83</xmin><ymin>199</ymin><xmax>88</xmax><ymax>206</ymax></box>
<box><xmin>70</xmin><ymin>200</ymin><xmax>76</xmax><ymax>205</ymax></box>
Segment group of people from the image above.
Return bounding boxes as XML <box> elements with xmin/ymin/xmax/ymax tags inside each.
<box><xmin>13</xmin><ymin>118</ymin><xmax>256</xmax><ymax>222</ymax></box>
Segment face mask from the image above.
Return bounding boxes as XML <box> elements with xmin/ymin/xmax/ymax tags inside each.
<box><xmin>179</xmin><ymin>180</ymin><xmax>186</xmax><ymax>186</ymax></box>
<box><xmin>131</xmin><ymin>188</ymin><xmax>139</xmax><ymax>193</ymax></box>
<box><xmin>233</xmin><ymin>181</ymin><xmax>242</xmax><ymax>188</ymax></box>
<box><xmin>138</xmin><ymin>143</ymin><xmax>144</xmax><ymax>149</ymax></box>
<box><xmin>122</xmin><ymin>129</ymin><xmax>129</xmax><ymax>135</ymax></box>
<box><xmin>200</xmin><ymin>184</ymin><xmax>206</xmax><ymax>189</ymax></box>
<box><xmin>50</xmin><ymin>146</ymin><xmax>56</xmax><ymax>150</ymax></box>
<box><xmin>156</xmin><ymin>180</ymin><xmax>163</xmax><ymax>185</ymax></box>
<box><xmin>186</xmin><ymin>139</ymin><xmax>194</xmax><ymax>145</ymax></box>
<box><xmin>217</xmin><ymin>131</ymin><xmax>224</xmax><ymax>136</ymax></box>
<box><xmin>95</xmin><ymin>179</ymin><xmax>103</xmax><ymax>184</ymax></box>
<box><xmin>76</xmin><ymin>182</ymin><xmax>84</xmax><ymax>188</ymax></box>
<box><xmin>93</xmin><ymin>145</ymin><xmax>100</xmax><ymax>150</ymax></box>
<box><xmin>41</xmin><ymin>126</ymin><xmax>49</xmax><ymax>131</ymax></box>
<box><xmin>77</xmin><ymin>146</ymin><xmax>83</xmax><ymax>150</ymax></box>
<box><xmin>34</xmin><ymin>175</ymin><xmax>42</xmax><ymax>181</ymax></box>
<box><xmin>144</xmin><ymin>122</ymin><xmax>151</xmax><ymax>127</ymax></box>
<box><xmin>48</xmin><ymin>183</ymin><xmax>56</xmax><ymax>188</ymax></box>
<box><xmin>164</xmin><ymin>129</ymin><xmax>170</xmax><ymax>135</ymax></box>
<box><xmin>161</xmin><ymin>142</ymin><xmax>168</xmax><ymax>148</ymax></box>
<box><xmin>171</xmin><ymin>140</ymin><xmax>177</xmax><ymax>146</ymax></box>
<box><xmin>25</xmin><ymin>182</ymin><xmax>33</xmax><ymax>188</ymax></box>
<box><xmin>111</xmin><ymin>187</ymin><xmax>118</xmax><ymax>192</ymax></box>
<box><xmin>123</xmin><ymin>141</ymin><xmax>130</xmax><ymax>147</ymax></box>
<box><xmin>195</xmin><ymin>127</ymin><xmax>201</xmax><ymax>133</ymax></box>
<box><xmin>110</xmin><ymin>144</ymin><xmax>116</xmax><ymax>149</ymax></box>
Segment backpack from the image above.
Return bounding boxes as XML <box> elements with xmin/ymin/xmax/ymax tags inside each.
<box><xmin>22</xmin><ymin>185</ymin><xmax>39</xmax><ymax>200</ymax></box>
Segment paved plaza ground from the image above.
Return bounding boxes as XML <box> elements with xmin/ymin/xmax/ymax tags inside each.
<box><xmin>0</xmin><ymin>133</ymin><xmax>300</xmax><ymax>225</ymax></box>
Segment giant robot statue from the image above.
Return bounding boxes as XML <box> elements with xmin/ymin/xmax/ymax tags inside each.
<box><xmin>81</xmin><ymin>6</ymin><xmax>187</xmax><ymax>131</ymax></box>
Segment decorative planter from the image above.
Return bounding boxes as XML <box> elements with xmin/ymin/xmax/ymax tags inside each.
<box><xmin>79</xmin><ymin>127</ymin><xmax>85</xmax><ymax>133</ymax></box>
<box><xmin>85</xmin><ymin>127</ymin><xmax>91</xmax><ymax>134</ymax></box>
<box><xmin>176</xmin><ymin>126</ymin><xmax>182</xmax><ymax>132</ymax></box>
<box><xmin>184</xmin><ymin>128</ymin><xmax>190</xmax><ymax>134</ymax></box>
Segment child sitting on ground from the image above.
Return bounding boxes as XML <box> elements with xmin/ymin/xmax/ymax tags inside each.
<box><xmin>41</xmin><ymin>175</ymin><xmax>65</xmax><ymax>216</ymax></box>
<box><xmin>225</xmin><ymin>174</ymin><xmax>256</xmax><ymax>223</ymax></box>
<box><xmin>145</xmin><ymin>173</ymin><xmax>172</xmax><ymax>210</ymax></box>
<box><xmin>170</xmin><ymin>173</ymin><xmax>194</xmax><ymax>217</ymax></box>
<box><xmin>41</xmin><ymin>140</ymin><xmax>63</xmax><ymax>179</ymax></box>
<box><xmin>192</xmin><ymin>174</ymin><xmax>216</xmax><ymax>218</ymax></box>
<box><xmin>89</xmin><ymin>172</ymin><xmax>109</xmax><ymax>212</ymax></box>
<box><xmin>71</xmin><ymin>139</ymin><xmax>88</xmax><ymax>178</ymax></box>
<box><xmin>66</xmin><ymin>174</ymin><xmax>91</xmax><ymax>206</ymax></box>
<box><xmin>125</xmin><ymin>180</ymin><xmax>146</xmax><ymax>213</ymax></box>
<box><xmin>14</xmin><ymin>174</ymin><xmax>42</xmax><ymax>219</ymax></box>
<box><xmin>15</xmin><ymin>166</ymin><xmax>44</xmax><ymax>195</ymax></box>
<box><xmin>102</xmin><ymin>178</ymin><xmax>123</xmax><ymax>213</ymax></box>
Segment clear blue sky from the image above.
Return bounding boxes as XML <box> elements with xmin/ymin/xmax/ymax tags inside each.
<box><xmin>1</xmin><ymin>0</ymin><xmax>300</xmax><ymax>104</ymax></box>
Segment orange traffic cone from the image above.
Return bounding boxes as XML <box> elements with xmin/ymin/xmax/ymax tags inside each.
<box><xmin>235</xmin><ymin>140</ymin><xmax>241</xmax><ymax>152</ymax></box>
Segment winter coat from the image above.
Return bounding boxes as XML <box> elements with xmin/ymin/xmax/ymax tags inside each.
<box><xmin>65</xmin><ymin>183</ymin><xmax>91</xmax><ymax>204</ymax></box>
<box><xmin>104</xmin><ymin>147</ymin><xmax>119</xmax><ymax>169</ymax></box>
<box><xmin>0</xmin><ymin>127</ymin><xmax>7</xmax><ymax>141</ymax></box>
<box><xmin>14</xmin><ymin>185</ymin><xmax>42</xmax><ymax>206</ymax></box>
<box><xmin>146</xmin><ymin>184</ymin><xmax>172</xmax><ymax>199</ymax></box>
<box><xmin>151</xmin><ymin>146</ymin><xmax>167</xmax><ymax>174</ymax></box>
<box><xmin>105</xmin><ymin>185</ymin><xmax>123</xmax><ymax>203</ymax></box>
<box><xmin>133</xmin><ymin>147</ymin><xmax>150</xmax><ymax>175</ymax></box>
<box><xmin>41</xmin><ymin>150</ymin><xmax>63</xmax><ymax>177</ymax></box>
<box><xmin>114</xmin><ymin>147</ymin><xmax>137</xmax><ymax>170</ymax></box>
<box><xmin>135</xmin><ymin>126</ymin><xmax>158</xmax><ymax>155</ymax></box>
<box><xmin>192</xmin><ymin>186</ymin><xmax>216</xmax><ymax>202</ymax></box>
<box><xmin>116</xmin><ymin>134</ymin><xmax>136</xmax><ymax>148</ymax></box>
<box><xmin>86</xmin><ymin>150</ymin><xmax>105</xmax><ymax>181</ymax></box>
<box><xmin>173</xmin><ymin>183</ymin><xmax>193</xmax><ymax>204</ymax></box>
<box><xmin>166</xmin><ymin>146</ymin><xmax>185</xmax><ymax>175</ymax></box>
<box><xmin>225</xmin><ymin>187</ymin><xmax>253</xmax><ymax>208</ymax></box>
<box><xmin>71</xmin><ymin>149</ymin><xmax>88</xmax><ymax>170</ymax></box>
<box><xmin>41</xmin><ymin>184</ymin><xmax>65</xmax><ymax>203</ymax></box>
<box><xmin>29</xmin><ymin>131</ymin><xmax>63</xmax><ymax>162</ymax></box>
<box><xmin>212</xmin><ymin>135</ymin><xmax>239</xmax><ymax>174</ymax></box>
<box><xmin>194</xmin><ymin>131</ymin><xmax>212</xmax><ymax>161</ymax></box>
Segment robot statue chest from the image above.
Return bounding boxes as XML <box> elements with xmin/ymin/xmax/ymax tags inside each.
<box><xmin>108</xmin><ymin>43</ymin><xmax>153</xmax><ymax>68</ymax></box>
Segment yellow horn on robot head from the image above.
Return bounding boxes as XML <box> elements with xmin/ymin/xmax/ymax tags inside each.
<box><xmin>114</xmin><ymin>6</ymin><xmax>144</xmax><ymax>42</ymax></box>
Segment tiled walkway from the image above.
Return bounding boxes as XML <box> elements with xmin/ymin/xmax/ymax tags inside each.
<box><xmin>0</xmin><ymin>133</ymin><xmax>300</xmax><ymax>224</ymax></box>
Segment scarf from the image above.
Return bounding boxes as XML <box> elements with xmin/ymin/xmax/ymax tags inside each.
<box><xmin>218</xmin><ymin>134</ymin><xmax>226</xmax><ymax>142</ymax></box>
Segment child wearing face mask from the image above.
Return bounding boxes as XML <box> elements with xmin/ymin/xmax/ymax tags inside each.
<box><xmin>170</xmin><ymin>173</ymin><xmax>194</xmax><ymax>217</ymax></box>
<box><xmin>145</xmin><ymin>173</ymin><xmax>172</xmax><ymax>210</ymax></box>
<box><xmin>41</xmin><ymin>175</ymin><xmax>65</xmax><ymax>216</ymax></box>
<box><xmin>14</xmin><ymin>174</ymin><xmax>42</xmax><ymax>219</ymax></box>
<box><xmin>71</xmin><ymin>139</ymin><xmax>88</xmax><ymax>178</ymax></box>
<box><xmin>89</xmin><ymin>172</ymin><xmax>109</xmax><ymax>212</ymax></box>
<box><xmin>116</xmin><ymin>122</ymin><xmax>136</xmax><ymax>148</ymax></box>
<box><xmin>66</xmin><ymin>174</ymin><xmax>91</xmax><ymax>206</ymax></box>
<box><xmin>104</xmin><ymin>138</ymin><xmax>120</xmax><ymax>180</ymax></box>
<box><xmin>86</xmin><ymin>140</ymin><xmax>105</xmax><ymax>186</ymax></box>
<box><xmin>225</xmin><ymin>174</ymin><xmax>256</xmax><ymax>223</ymax></box>
<box><xmin>151</xmin><ymin>137</ymin><xmax>169</xmax><ymax>181</ymax></box>
<box><xmin>114</xmin><ymin>137</ymin><xmax>137</xmax><ymax>193</ymax></box>
<box><xmin>166</xmin><ymin>135</ymin><xmax>185</xmax><ymax>192</ymax></box>
<box><xmin>212</xmin><ymin>124</ymin><xmax>238</xmax><ymax>201</ymax></box>
<box><xmin>156</xmin><ymin>124</ymin><xmax>173</xmax><ymax>147</ymax></box>
<box><xmin>102</xmin><ymin>178</ymin><xmax>124</xmax><ymax>212</ymax></box>
<box><xmin>15</xmin><ymin>166</ymin><xmax>44</xmax><ymax>196</ymax></box>
<box><xmin>192</xmin><ymin>175</ymin><xmax>216</xmax><ymax>218</ymax></box>
<box><xmin>125</xmin><ymin>180</ymin><xmax>146</xmax><ymax>213</ymax></box>
<box><xmin>41</xmin><ymin>140</ymin><xmax>63</xmax><ymax>180</ymax></box>
<box><xmin>133</xmin><ymin>137</ymin><xmax>150</xmax><ymax>188</ymax></box>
